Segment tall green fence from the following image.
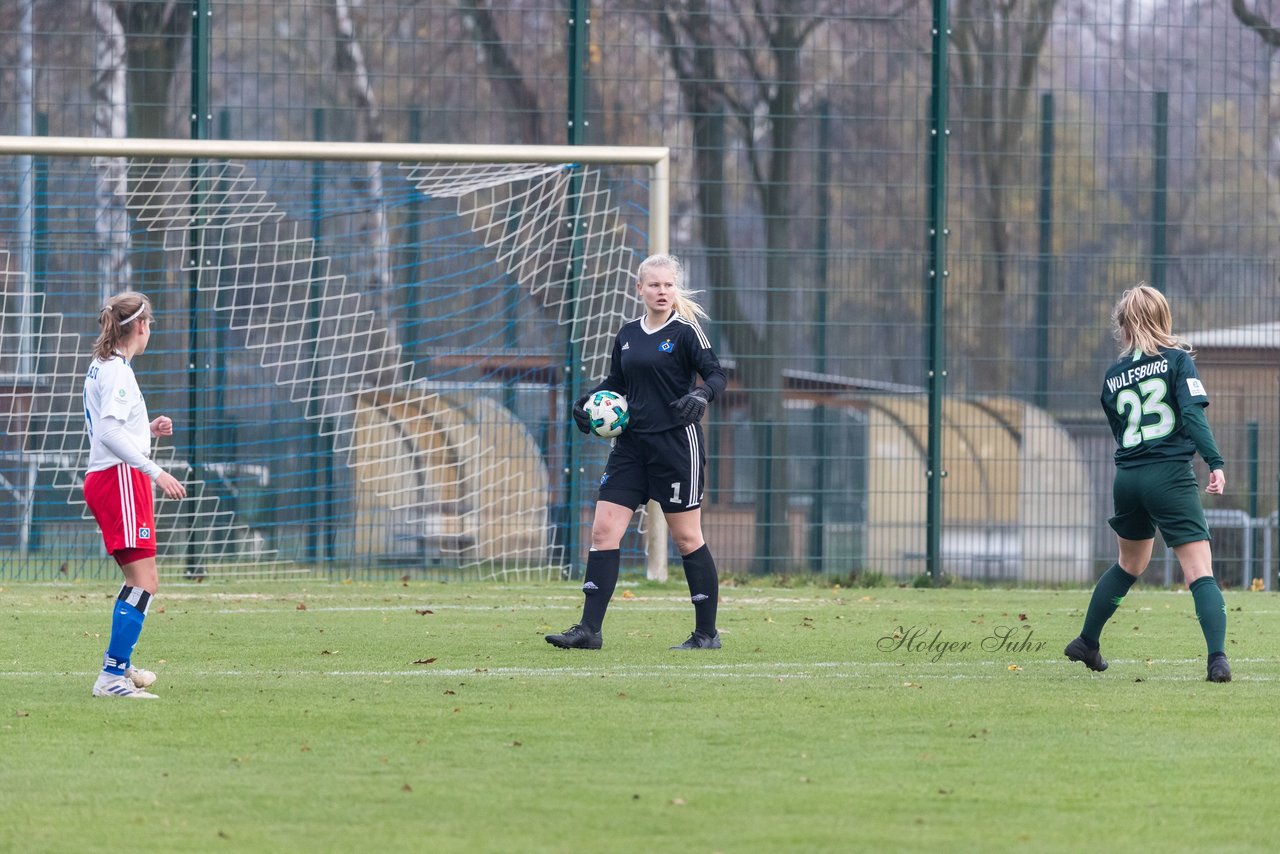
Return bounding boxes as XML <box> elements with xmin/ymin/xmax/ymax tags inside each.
<box><xmin>1</xmin><ymin>1</ymin><xmax>1277</xmax><ymax>585</ymax></box>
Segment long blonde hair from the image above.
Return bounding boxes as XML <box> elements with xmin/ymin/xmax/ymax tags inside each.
<box><xmin>637</xmin><ymin>253</ymin><xmax>709</xmax><ymax>325</ymax></box>
<box><xmin>93</xmin><ymin>291</ymin><xmax>152</xmax><ymax>360</ymax></box>
<box><xmin>1111</xmin><ymin>284</ymin><xmax>1191</xmax><ymax>357</ymax></box>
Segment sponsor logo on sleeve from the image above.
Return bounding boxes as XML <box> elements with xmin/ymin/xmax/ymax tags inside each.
<box><xmin>1187</xmin><ymin>378</ymin><xmax>1206</xmax><ymax>397</ymax></box>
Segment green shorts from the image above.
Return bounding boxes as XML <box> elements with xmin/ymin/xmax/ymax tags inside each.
<box><xmin>1108</xmin><ymin>459</ymin><xmax>1211</xmax><ymax>547</ymax></box>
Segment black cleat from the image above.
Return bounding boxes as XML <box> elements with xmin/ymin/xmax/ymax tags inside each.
<box><xmin>1206</xmin><ymin>655</ymin><xmax>1232</xmax><ymax>683</ymax></box>
<box><xmin>1064</xmin><ymin>636</ymin><xmax>1108</xmax><ymax>672</ymax></box>
<box><xmin>670</xmin><ymin>630</ymin><xmax>721</xmax><ymax>650</ymax></box>
<box><xmin>544</xmin><ymin>624</ymin><xmax>602</xmax><ymax>650</ymax></box>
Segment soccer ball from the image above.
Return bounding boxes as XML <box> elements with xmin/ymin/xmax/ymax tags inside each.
<box><xmin>585</xmin><ymin>390</ymin><xmax>629</xmax><ymax>438</ymax></box>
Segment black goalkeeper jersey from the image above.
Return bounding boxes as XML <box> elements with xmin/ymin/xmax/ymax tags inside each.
<box><xmin>591</xmin><ymin>312</ymin><xmax>727</xmax><ymax>434</ymax></box>
<box><xmin>1100</xmin><ymin>346</ymin><xmax>1210</xmax><ymax>469</ymax></box>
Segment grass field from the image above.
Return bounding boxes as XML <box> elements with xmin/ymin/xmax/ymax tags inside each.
<box><xmin>1</xmin><ymin>577</ymin><xmax>1276</xmax><ymax>853</ymax></box>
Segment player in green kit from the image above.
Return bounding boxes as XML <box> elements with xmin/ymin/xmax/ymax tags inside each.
<box><xmin>1065</xmin><ymin>284</ymin><xmax>1231</xmax><ymax>682</ymax></box>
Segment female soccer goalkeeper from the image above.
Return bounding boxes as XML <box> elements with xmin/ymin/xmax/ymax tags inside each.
<box><xmin>1065</xmin><ymin>284</ymin><xmax>1230</xmax><ymax>682</ymax></box>
<box><xmin>546</xmin><ymin>254</ymin><xmax>727</xmax><ymax>651</ymax></box>
<box><xmin>83</xmin><ymin>292</ymin><xmax>187</xmax><ymax>698</ymax></box>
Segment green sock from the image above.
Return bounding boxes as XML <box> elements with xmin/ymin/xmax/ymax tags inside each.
<box><xmin>1189</xmin><ymin>576</ymin><xmax>1227</xmax><ymax>656</ymax></box>
<box><xmin>1080</xmin><ymin>563</ymin><xmax>1138</xmax><ymax>647</ymax></box>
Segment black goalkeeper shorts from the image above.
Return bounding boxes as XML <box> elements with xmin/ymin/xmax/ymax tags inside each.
<box><xmin>596</xmin><ymin>423</ymin><xmax>706</xmax><ymax>513</ymax></box>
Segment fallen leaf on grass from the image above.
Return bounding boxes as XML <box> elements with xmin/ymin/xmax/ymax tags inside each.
<box><xmin>415</xmin><ymin>609</ymin><xmax>434</xmax><ymax>615</ymax></box>
<box><xmin>671</xmin><ymin>798</ymin><xmax>686</xmax><ymax>806</ymax></box>
<box><xmin>621</xmin><ymin>590</ymin><xmax>636</xmax><ymax>599</ymax></box>
<box><xmin>296</xmin><ymin>603</ymin><xmax>307</xmax><ymax>611</ymax></box>
<box><xmin>1018</xmin><ymin>613</ymin><xmax>1028</xmax><ymax>621</ymax></box>
<box><xmin>412</xmin><ymin>657</ymin><xmax>437</xmax><ymax>665</ymax></box>
<box><xmin>15</xmin><ymin>710</ymin><xmax>29</xmax><ymax>718</ymax></box>
<box><xmin>1007</xmin><ymin>664</ymin><xmax>1022</xmax><ymax>672</ymax></box>
<box><xmin>402</xmin><ymin>784</ymin><xmax>413</xmax><ymax>793</ymax></box>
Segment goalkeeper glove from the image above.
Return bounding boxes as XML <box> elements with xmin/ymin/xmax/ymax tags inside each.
<box><xmin>669</xmin><ymin>387</ymin><xmax>709</xmax><ymax>425</ymax></box>
<box><xmin>572</xmin><ymin>394</ymin><xmax>592</xmax><ymax>434</ymax></box>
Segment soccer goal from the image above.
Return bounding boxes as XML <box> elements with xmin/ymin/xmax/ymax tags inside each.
<box><xmin>0</xmin><ymin>135</ymin><xmax>669</xmax><ymax>581</ymax></box>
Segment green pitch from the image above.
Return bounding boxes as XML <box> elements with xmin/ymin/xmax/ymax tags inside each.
<box><xmin>1</xmin><ymin>580</ymin><xmax>1275</xmax><ymax>852</ymax></box>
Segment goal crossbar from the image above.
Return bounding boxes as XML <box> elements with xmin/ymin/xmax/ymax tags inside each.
<box><xmin>0</xmin><ymin>135</ymin><xmax>670</xmax><ymax>251</ymax></box>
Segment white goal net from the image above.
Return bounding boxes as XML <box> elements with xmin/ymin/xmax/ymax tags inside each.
<box><xmin>0</xmin><ymin>136</ymin><xmax>668</xmax><ymax>580</ymax></box>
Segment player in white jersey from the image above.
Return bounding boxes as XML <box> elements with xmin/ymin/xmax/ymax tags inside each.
<box><xmin>82</xmin><ymin>292</ymin><xmax>186</xmax><ymax>699</ymax></box>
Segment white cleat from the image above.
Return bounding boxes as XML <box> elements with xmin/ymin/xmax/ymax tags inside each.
<box><xmin>92</xmin><ymin>672</ymin><xmax>159</xmax><ymax>699</ymax></box>
<box><xmin>126</xmin><ymin>666</ymin><xmax>157</xmax><ymax>689</ymax></box>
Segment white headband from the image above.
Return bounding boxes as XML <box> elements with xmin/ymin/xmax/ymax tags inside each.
<box><xmin>119</xmin><ymin>305</ymin><xmax>147</xmax><ymax>326</ymax></box>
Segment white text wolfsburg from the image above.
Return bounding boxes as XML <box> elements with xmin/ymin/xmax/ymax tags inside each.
<box><xmin>1106</xmin><ymin>358</ymin><xmax>1169</xmax><ymax>394</ymax></box>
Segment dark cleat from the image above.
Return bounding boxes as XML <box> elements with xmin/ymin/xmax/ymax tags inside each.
<box><xmin>544</xmin><ymin>624</ymin><xmax>602</xmax><ymax>650</ymax></box>
<box><xmin>1207</xmin><ymin>655</ymin><xmax>1232</xmax><ymax>683</ymax></box>
<box><xmin>670</xmin><ymin>630</ymin><xmax>721</xmax><ymax>650</ymax></box>
<box><xmin>1064</xmin><ymin>636</ymin><xmax>1108</xmax><ymax>672</ymax></box>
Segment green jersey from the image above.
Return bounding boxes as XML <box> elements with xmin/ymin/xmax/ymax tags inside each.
<box><xmin>1100</xmin><ymin>346</ymin><xmax>1210</xmax><ymax>469</ymax></box>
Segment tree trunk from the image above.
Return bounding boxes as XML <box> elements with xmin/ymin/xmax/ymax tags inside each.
<box><xmin>1230</xmin><ymin>0</ymin><xmax>1280</xmax><ymax>228</ymax></box>
<box><xmin>334</xmin><ymin>0</ymin><xmax>398</xmax><ymax>390</ymax></box>
<box><xmin>753</xmin><ymin>28</ymin><xmax>802</xmax><ymax>573</ymax></box>
<box><xmin>120</xmin><ymin>0</ymin><xmax>188</xmax><ymax>295</ymax></box>
<box><xmin>457</xmin><ymin>0</ymin><xmax>544</xmax><ymax>143</ymax></box>
<box><xmin>91</xmin><ymin>0</ymin><xmax>131</xmax><ymax>301</ymax></box>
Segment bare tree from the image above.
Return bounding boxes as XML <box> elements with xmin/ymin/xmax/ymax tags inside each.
<box><xmin>648</xmin><ymin>0</ymin><xmax>841</xmax><ymax>572</ymax></box>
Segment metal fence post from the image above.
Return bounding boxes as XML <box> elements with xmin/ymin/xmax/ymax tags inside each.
<box><xmin>925</xmin><ymin>0</ymin><xmax>951</xmax><ymax>583</ymax></box>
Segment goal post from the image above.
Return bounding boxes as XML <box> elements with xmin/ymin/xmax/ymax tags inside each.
<box><xmin>0</xmin><ymin>134</ymin><xmax>672</xmax><ymax>581</ymax></box>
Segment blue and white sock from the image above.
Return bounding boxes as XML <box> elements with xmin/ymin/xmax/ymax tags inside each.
<box><xmin>102</xmin><ymin>585</ymin><xmax>151</xmax><ymax>676</ymax></box>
